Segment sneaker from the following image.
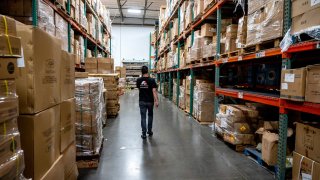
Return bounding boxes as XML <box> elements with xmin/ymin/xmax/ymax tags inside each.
<box><xmin>147</xmin><ymin>131</ymin><xmax>153</xmax><ymax>137</ymax></box>
<box><xmin>141</xmin><ymin>134</ymin><xmax>147</xmax><ymax>139</ymax></box>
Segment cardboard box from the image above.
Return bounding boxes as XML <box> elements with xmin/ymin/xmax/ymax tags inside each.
<box><xmin>62</xmin><ymin>143</ymin><xmax>76</xmax><ymax>179</ymax></box>
<box><xmin>0</xmin><ymin>58</ymin><xmax>18</xmax><ymax>80</ymax></box>
<box><xmin>295</xmin><ymin>122</ymin><xmax>320</xmax><ymax>163</ymax></box>
<box><xmin>264</xmin><ymin>121</ymin><xmax>279</xmax><ymax>131</ymax></box>
<box><xmin>60</xmin><ymin>98</ymin><xmax>75</xmax><ymax>153</ymax></box>
<box><xmin>0</xmin><ymin>151</ymin><xmax>24</xmax><ymax>179</ymax></box>
<box><xmin>61</xmin><ymin>51</ymin><xmax>75</xmax><ymax>101</ymax></box>
<box><xmin>85</xmin><ymin>58</ymin><xmax>97</xmax><ymax>73</ymax></box>
<box><xmin>280</xmin><ymin>68</ymin><xmax>306</xmax><ymax>101</ymax></box>
<box><xmin>201</xmin><ymin>23</ymin><xmax>215</xmax><ymax>37</ymax></box>
<box><xmin>0</xmin><ymin>15</ymin><xmax>17</xmax><ymax>36</ymax></box>
<box><xmin>0</xmin><ymin>118</ymin><xmax>18</xmax><ymax>138</ymax></box>
<box><xmin>0</xmin><ymin>134</ymin><xmax>21</xmax><ymax>164</ymax></box>
<box><xmin>0</xmin><ymin>35</ymin><xmax>21</xmax><ymax>57</ymax></box>
<box><xmin>65</xmin><ymin>165</ymin><xmax>78</xmax><ymax>180</ymax></box>
<box><xmin>306</xmin><ymin>64</ymin><xmax>320</xmax><ymax>103</ymax></box>
<box><xmin>292</xmin><ymin>151</ymin><xmax>320</xmax><ymax>180</ymax></box>
<box><xmin>0</xmin><ymin>97</ymin><xmax>18</xmax><ymax>124</ymax></box>
<box><xmin>291</xmin><ymin>0</ymin><xmax>320</xmax><ymax>18</ymax></box>
<box><xmin>75</xmin><ymin>72</ymin><xmax>89</xmax><ymax>78</ymax></box>
<box><xmin>98</xmin><ymin>58</ymin><xmax>114</xmax><ymax>74</ymax></box>
<box><xmin>292</xmin><ymin>7</ymin><xmax>320</xmax><ymax>34</ymax></box>
<box><xmin>18</xmin><ymin>105</ymin><xmax>60</xmax><ymax>180</ymax></box>
<box><xmin>40</xmin><ymin>155</ymin><xmax>64</xmax><ymax>180</ymax></box>
<box><xmin>262</xmin><ymin>132</ymin><xmax>278</xmax><ymax>166</ymax></box>
<box><xmin>16</xmin><ymin>25</ymin><xmax>61</xmax><ymax>114</ymax></box>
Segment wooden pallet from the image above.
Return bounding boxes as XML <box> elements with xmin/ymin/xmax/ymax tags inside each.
<box><xmin>203</xmin><ymin>1</ymin><xmax>216</xmax><ymax>13</ymax></box>
<box><xmin>190</xmin><ymin>60</ymin><xmax>200</xmax><ymax>64</ymax></box>
<box><xmin>242</xmin><ymin>38</ymin><xmax>281</xmax><ymax>54</ymax></box>
<box><xmin>220</xmin><ymin>50</ymin><xmax>241</xmax><ymax>58</ymax></box>
<box><xmin>77</xmin><ymin>140</ymin><xmax>104</xmax><ymax>169</ymax></box>
<box><xmin>201</xmin><ymin>56</ymin><xmax>215</xmax><ymax>63</ymax></box>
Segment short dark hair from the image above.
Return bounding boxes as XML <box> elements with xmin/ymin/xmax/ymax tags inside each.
<box><xmin>141</xmin><ymin>66</ymin><xmax>148</xmax><ymax>74</ymax></box>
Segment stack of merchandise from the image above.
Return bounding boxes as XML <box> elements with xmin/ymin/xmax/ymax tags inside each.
<box><xmin>235</xmin><ymin>16</ymin><xmax>247</xmax><ymax>49</ymax></box>
<box><xmin>161</xmin><ymin>82</ymin><xmax>169</xmax><ymax>98</ymax></box>
<box><xmin>87</xmin><ymin>13</ymin><xmax>97</xmax><ymax>38</ymax></box>
<box><xmin>201</xmin><ymin>23</ymin><xmax>216</xmax><ymax>59</ymax></box>
<box><xmin>246</xmin><ymin>0</ymin><xmax>283</xmax><ymax>46</ymax></box>
<box><xmin>104</xmin><ymin>74</ymin><xmax>120</xmax><ymax>116</ymax></box>
<box><xmin>185</xmin><ymin>2</ymin><xmax>193</xmax><ymax>29</ymax></box>
<box><xmin>75</xmin><ymin>35</ymin><xmax>85</xmax><ymax>64</ymax></box>
<box><xmin>159</xmin><ymin>6</ymin><xmax>167</xmax><ymax>30</ymax></box>
<box><xmin>185</xmin><ymin>76</ymin><xmax>192</xmax><ymax>113</ymax></box>
<box><xmin>118</xmin><ymin>78</ymin><xmax>126</xmax><ymax>95</ymax></box>
<box><xmin>55</xmin><ymin>12</ymin><xmax>69</xmax><ymax>51</ymax></box>
<box><xmin>79</xmin><ymin>0</ymin><xmax>88</xmax><ymax>29</ymax></box>
<box><xmin>15</xmin><ymin>21</ymin><xmax>77</xmax><ymax>179</ymax></box>
<box><xmin>75</xmin><ymin>78</ymin><xmax>105</xmax><ymax>157</ymax></box>
<box><xmin>215</xmin><ymin>104</ymin><xmax>258</xmax><ymax>146</ymax></box>
<box><xmin>179</xmin><ymin>1</ymin><xmax>189</xmax><ymax>34</ymax></box>
<box><xmin>190</xmin><ymin>31</ymin><xmax>212</xmax><ymax>62</ymax></box>
<box><xmin>178</xmin><ymin>80</ymin><xmax>186</xmax><ymax>110</ymax></box>
<box><xmin>218</xmin><ymin>19</ymin><xmax>232</xmax><ymax>54</ymax></box>
<box><xmin>85</xmin><ymin>57</ymin><xmax>114</xmax><ymax>74</ymax></box>
<box><xmin>0</xmin><ymin>15</ymin><xmax>25</xmax><ymax>180</ymax></box>
<box><xmin>172</xmin><ymin>79</ymin><xmax>177</xmax><ymax>104</ymax></box>
<box><xmin>115</xmin><ymin>66</ymin><xmax>127</xmax><ymax>78</ymax></box>
<box><xmin>192</xmin><ymin>80</ymin><xmax>215</xmax><ymax>122</ymax></box>
<box><xmin>193</xmin><ymin>0</ymin><xmax>203</xmax><ymax>18</ymax></box>
<box><xmin>225</xmin><ymin>24</ymin><xmax>238</xmax><ymax>53</ymax></box>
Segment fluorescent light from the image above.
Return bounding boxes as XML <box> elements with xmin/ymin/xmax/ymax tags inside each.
<box><xmin>128</xmin><ymin>9</ymin><xmax>141</xmax><ymax>14</ymax></box>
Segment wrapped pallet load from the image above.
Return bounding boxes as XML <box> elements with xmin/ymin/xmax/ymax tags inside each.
<box><xmin>193</xmin><ymin>80</ymin><xmax>215</xmax><ymax>122</ymax></box>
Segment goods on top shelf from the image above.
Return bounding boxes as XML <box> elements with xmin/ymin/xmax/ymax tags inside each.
<box><xmin>85</xmin><ymin>57</ymin><xmax>114</xmax><ymax>74</ymax></box>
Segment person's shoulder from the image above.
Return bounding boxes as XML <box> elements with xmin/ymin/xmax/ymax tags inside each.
<box><xmin>137</xmin><ymin>77</ymin><xmax>142</xmax><ymax>81</ymax></box>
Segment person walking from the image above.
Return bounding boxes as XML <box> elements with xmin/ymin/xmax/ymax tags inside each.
<box><xmin>136</xmin><ymin>66</ymin><xmax>159</xmax><ymax>139</ymax></box>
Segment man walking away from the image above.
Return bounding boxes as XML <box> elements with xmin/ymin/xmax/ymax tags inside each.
<box><xmin>136</xmin><ymin>66</ymin><xmax>159</xmax><ymax>139</ymax></box>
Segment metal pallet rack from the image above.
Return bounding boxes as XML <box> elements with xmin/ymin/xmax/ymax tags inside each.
<box><xmin>31</xmin><ymin>0</ymin><xmax>112</xmax><ymax>71</ymax></box>
<box><xmin>151</xmin><ymin>0</ymin><xmax>320</xmax><ymax>179</ymax></box>
<box><xmin>123</xmin><ymin>59</ymin><xmax>149</xmax><ymax>88</ymax></box>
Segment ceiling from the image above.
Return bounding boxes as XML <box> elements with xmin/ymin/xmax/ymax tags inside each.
<box><xmin>102</xmin><ymin>0</ymin><xmax>165</xmax><ymax>26</ymax></box>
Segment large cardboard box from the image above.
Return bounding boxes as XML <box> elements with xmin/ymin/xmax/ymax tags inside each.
<box><xmin>292</xmin><ymin>151</ymin><xmax>320</xmax><ymax>180</ymax></box>
<box><xmin>305</xmin><ymin>64</ymin><xmax>320</xmax><ymax>103</ymax></box>
<box><xmin>61</xmin><ymin>51</ymin><xmax>75</xmax><ymax>101</ymax></box>
<box><xmin>291</xmin><ymin>0</ymin><xmax>320</xmax><ymax>18</ymax></box>
<box><xmin>98</xmin><ymin>58</ymin><xmax>114</xmax><ymax>74</ymax></box>
<box><xmin>0</xmin><ymin>58</ymin><xmax>18</xmax><ymax>80</ymax></box>
<box><xmin>60</xmin><ymin>98</ymin><xmax>75</xmax><ymax>153</ymax></box>
<box><xmin>201</xmin><ymin>23</ymin><xmax>215</xmax><ymax>37</ymax></box>
<box><xmin>62</xmin><ymin>143</ymin><xmax>76</xmax><ymax>179</ymax></box>
<box><xmin>40</xmin><ymin>155</ymin><xmax>64</xmax><ymax>180</ymax></box>
<box><xmin>0</xmin><ymin>35</ymin><xmax>21</xmax><ymax>57</ymax></box>
<box><xmin>262</xmin><ymin>132</ymin><xmax>278</xmax><ymax>166</ymax></box>
<box><xmin>16</xmin><ymin>25</ymin><xmax>61</xmax><ymax>114</ymax></box>
<box><xmin>0</xmin><ymin>15</ymin><xmax>17</xmax><ymax>36</ymax></box>
<box><xmin>85</xmin><ymin>58</ymin><xmax>97</xmax><ymax>73</ymax></box>
<box><xmin>280</xmin><ymin>68</ymin><xmax>306</xmax><ymax>101</ymax></box>
<box><xmin>18</xmin><ymin>105</ymin><xmax>60</xmax><ymax>180</ymax></box>
<box><xmin>292</xmin><ymin>7</ymin><xmax>320</xmax><ymax>34</ymax></box>
<box><xmin>295</xmin><ymin>123</ymin><xmax>320</xmax><ymax>163</ymax></box>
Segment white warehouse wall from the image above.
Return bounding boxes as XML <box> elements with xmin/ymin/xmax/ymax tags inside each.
<box><xmin>111</xmin><ymin>25</ymin><xmax>154</xmax><ymax>67</ymax></box>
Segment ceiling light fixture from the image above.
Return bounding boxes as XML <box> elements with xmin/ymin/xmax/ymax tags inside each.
<box><xmin>128</xmin><ymin>9</ymin><xmax>141</xmax><ymax>14</ymax></box>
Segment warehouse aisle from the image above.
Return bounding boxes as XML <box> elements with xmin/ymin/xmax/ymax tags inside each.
<box><xmin>79</xmin><ymin>90</ymin><xmax>273</xmax><ymax>180</ymax></box>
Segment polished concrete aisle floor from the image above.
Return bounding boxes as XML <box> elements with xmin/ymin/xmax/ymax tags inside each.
<box><xmin>79</xmin><ymin>90</ymin><xmax>274</xmax><ymax>180</ymax></box>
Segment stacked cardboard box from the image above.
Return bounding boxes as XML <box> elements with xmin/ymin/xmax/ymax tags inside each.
<box><xmin>193</xmin><ymin>0</ymin><xmax>203</xmax><ymax>18</ymax></box>
<box><xmin>291</xmin><ymin>0</ymin><xmax>320</xmax><ymax>35</ymax></box>
<box><xmin>55</xmin><ymin>13</ymin><xmax>69</xmax><ymax>51</ymax></box>
<box><xmin>85</xmin><ymin>57</ymin><xmax>114</xmax><ymax>74</ymax></box>
<box><xmin>190</xmin><ymin>31</ymin><xmax>212</xmax><ymax>62</ymax></box>
<box><xmin>115</xmin><ymin>66</ymin><xmax>127</xmax><ymax>78</ymax></box>
<box><xmin>0</xmin><ymin>15</ymin><xmax>26</xmax><ymax>180</ymax></box>
<box><xmin>193</xmin><ymin>80</ymin><xmax>215</xmax><ymax>122</ymax></box>
<box><xmin>15</xmin><ymin>21</ymin><xmax>77</xmax><ymax>179</ymax></box>
<box><xmin>179</xmin><ymin>1</ymin><xmax>189</xmax><ymax>34</ymax></box>
<box><xmin>104</xmin><ymin>74</ymin><xmax>120</xmax><ymax>116</ymax></box>
<box><xmin>293</xmin><ymin>123</ymin><xmax>320</xmax><ymax>179</ymax></box>
<box><xmin>173</xmin><ymin>79</ymin><xmax>177</xmax><ymax>104</ymax></box>
<box><xmin>201</xmin><ymin>23</ymin><xmax>216</xmax><ymax>58</ymax></box>
<box><xmin>216</xmin><ymin>104</ymin><xmax>258</xmax><ymax>145</ymax></box>
<box><xmin>235</xmin><ymin>16</ymin><xmax>247</xmax><ymax>48</ymax></box>
<box><xmin>162</xmin><ymin>82</ymin><xmax>169</xmax><ymax>98</ymax></box>
<box><xmin>246</xmin><ymin>0</ymin><xmax>284</xmax><ymax>46</ymax></box>
<box><xmin>75</xmin><ymin>78</ymin><xmax>105</xmax><ymax>157</ymax></box>
<box><xmin>225</xmin><ymin>24</ymin><xmax>238</xmax><ymax>53</ymax></box>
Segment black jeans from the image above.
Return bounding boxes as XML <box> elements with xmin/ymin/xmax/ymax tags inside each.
<box><xmin>139</xmin><ymin>101</ymin><xmax>154</xmax><ymax>135</ymax></box>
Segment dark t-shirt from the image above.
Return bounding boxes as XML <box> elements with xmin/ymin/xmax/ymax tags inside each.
<box><xmin>136</xmin><ymin>77</ymin><xmax>158</xmax><ymax>102</ymax></box>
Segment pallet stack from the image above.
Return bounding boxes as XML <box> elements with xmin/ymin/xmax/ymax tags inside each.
<box><xmin>75</xmin><ymin>78</ymin><xmax>105</xmax><ymax>168</ymax></box>
<box><xmin>0</xmin><ymin>15</ymin><xmax>26</xmax><ymax>180</ymax></box>
<box><xmin>13</xmin><ymin>21</ymin><xmax>77</xmax><ymax>179</ymax></box>
<box><xmin>104</xmin><ymin>74</ymin><xmax>120</xmax><ymax>117</ymax></box>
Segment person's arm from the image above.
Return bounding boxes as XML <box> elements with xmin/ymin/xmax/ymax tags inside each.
<box><xmin>153</xmin><ymin>88</ymin><xmax>159</xmax><ymax>107</ymax></box>
<box><xmin>136</xmin><ymin>79</ymin><xmax>140</xmax><ymax>89</ymax></box>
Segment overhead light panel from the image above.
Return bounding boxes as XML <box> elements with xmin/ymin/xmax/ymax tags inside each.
<box><xmin>128</xmin><ymin>9</ymin><xmax>141</xmax><ymax>14</ymax></box>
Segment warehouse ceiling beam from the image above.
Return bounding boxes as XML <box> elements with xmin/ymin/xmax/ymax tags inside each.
<box><xmin>107</xmin><ymin>7</ymin><xmax>160</xmax><ymax>12</ymax></box>
<box><xmin>113</xmin><ymin>16</ymin><xmax>158</xmax><ymax>20</ymax></box>
<box><xmin>117</xmin><ymin>0</ymin><xmax>125</xmax><ymax>22</ymax></box>
<box><xmin>143</xmin><ymin>2</ymin><xmax>153</xmax><ymax>25</ymax></box>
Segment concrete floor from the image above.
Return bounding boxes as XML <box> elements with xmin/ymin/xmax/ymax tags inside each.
<box><xmin>79</xmin><ymin>90</ymin><xmax>274</xmax><ymax>180</ymax></box>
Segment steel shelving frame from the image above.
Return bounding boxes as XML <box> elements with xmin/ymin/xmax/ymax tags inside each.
<box><xmin>32</xmin><ymin>0</ymin><xmax>112</xmax><ymax>70</ymax></box>
<box><xmin>153</xmin><ymin>0</ymin><xmax>320</xmax><ymax>179</ymax></box>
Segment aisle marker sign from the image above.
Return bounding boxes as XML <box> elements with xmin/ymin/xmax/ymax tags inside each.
<box><xmin>256</xmin><ymin>51</ymin><xmax>265</xmax><ymax>58</ymax></box>
<box><xmin>316</xmin><ymin>43</ymin><xmax>320</xmax><ymax>49</ymax></box>
<box><xmin>238</xmin><ymin>56</ymin><xmax>242</xmax><ymax>61</ymax></box>
<box><xmin>222</xmin><ymin>58</ymin><xmax>228</xmax><ymax>63</ymax></box>
<box><xmin>238</xmin><ymin>92</ymin><xmax>243</xmax><ymax>99</ymax></box>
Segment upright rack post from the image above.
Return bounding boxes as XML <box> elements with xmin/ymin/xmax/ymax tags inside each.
<box><xmin>67</xmin><ymin>0</ymin><xmax>71</xmax><ymax>53</ymax></box>
<box><xmin>32</xmin><ymin>0</ymin><xmax>38</xmax><ymax>27</ymax></box>
<box><xmin>84</xmin><ymin>38</ymin><xmax>88</xmax><ymax>58</ymax></box>
<box><xmin>160</xmin><ymin>73</ymin><xmax>163</xmax><ymax>94</ymax></box>
<box><xmin>169</xmin><ymin>72</ymin><xmax>172</xmax><ymax>100</ymax></box>
<box><xmin>176</xmin><ymin>7</ymin><xmax>181</xmax><ymax>107</ymax></box>
<box><xmin>94</xmin><ymin>45</ymin><xmax>98</xmax><ymax>57</ymax></box>
<box><xmin>149</xmin><ymin>33</ymin><xmax>152</xmax><ymax>70</ymax></box>
<box><xmin>189</xmin><ymin>69</ymin><xmax>194</xmax><ymax>115</ymax></box>
<box><xmin>176</xmin><ymin>71</ymin><xmax>180</xmax><ymax>105</ymax></box>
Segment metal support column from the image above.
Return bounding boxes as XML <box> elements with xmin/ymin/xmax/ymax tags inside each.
<box><xmin>176</xmin><ymin>71</ymin><xmax>180</xmax><ymax>106</ymax></box>
<box><xmin>160</xmin><ymin>73</ymin><xmax>163</xmax><ymax>94</ymax></box>
<box><xmin>169</xmin><ymin>72</ymin><xmax>172</xmax><ymax>100</ymax></box>
<box><xmin>94</xmin><ymin>45</ymin><xmax>98</xmax><ymax>57</ymax></box>
<box><xmin>84</xmin><ymin>38</ymin><xmax>88</xmax><ymax>58</ymax></box>
<box><xmin>32</xmin><ymin>0</ymin><xmax>38</xmax><ymax>27</ymax></box>
<box><xmin>67</xmin><ymin>0</ymin><xmax>71</xmax><ymax>53</ymax></box>
<box><xmin>109</xmin><ymin>37</ymin><xmax>112</xmax><ymax>57</ymax></box>
<box><xmin>149</xmin><ymin>33</ymin><xmax>152</xmax><ymax>69</ymax></box>
<box><xmin>277</xmin><ymin>113</ymin><xmax>288</xmax><ymax>180</ymax></box>
<box><xmin>189</xmin><ymin>69</ymin><xmax>194</xmax><ymax>115</ymax></box>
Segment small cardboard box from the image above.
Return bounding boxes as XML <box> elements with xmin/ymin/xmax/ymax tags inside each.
<box><xmin>40</xmin><ymin>155</ymin><xmax>64</xmax><ymax>180</ymax></box>
<box><xmin>75</xmin><ymin>72</ymin><xmax>88</xmax><ymax>78</ymax></box>
<box><xmin>0</xmin><ymin>35</ymin><xmax>21</xmax><ymax>57</ymax></box>
<box><xmin>85</xmin><ymin>58</ymin><xmax>97</xmax><ymax>73</ymax></box>
<box><xmin>61</xmin><ymin>51</ymin><xmax>75</xmax><ymax>101</ymax></box>
<box><xmin>16</xmin><ymin>25</ymin><xmax>61</xmax><ymax>114</ymax></box>
<box><xmin>280</xmin><ymin>68</ymin><xmax>306</xmax><ymax>101</ymax></box>
<box><xmin>0</xmin><ymin>15</ymin><xmax>17</xmax><ymax>36</ymax></box>
<box><xmin>292</xmin><ymin>151</ymin><xmax>320</xmax><ymax>180</ymax></box>
<box><xmin>305</xmin><ymin>64</ymin><xmax>320</xmax><ymax>103</ymax></box>
<box><xmin>262</xmin><ymin>132</ymin><xmax>278</xmax><ymax>166</ymax></box>
<box><xmin>60</xmin><ymin>98</ymin><xmax>75</xmax><ymax>153</ymax></box>
<box><xmin>201</xmin><ymin>23</ymin><xmax>215</xmax><ymax>37</ymax></box>
<box><xmin>0</xmin><ymin>58</ymin><xmax>17</xmax><ymax>80</ymax></box>
<box><xmin>291</xmin><ymin>0</ymin><xmax>320</xmax><ymax>18</ymax></box>
<box><xmin>292</xmin><ymin>7</ymin><xmax>320</xmax><ymax>34</ymax></box>
<box><xmin>18</xmin><ymin>105</ymin><xmax>60</xmax><ymax>180</ymax></box>
<box><xmin>98</xmin><ymin>58</ymin><xmax>114</xmax><ymax>74</ymax></box>
<box><xmin>295</xmin><ymin>122</ymin><xmax>320</xmax><ymax>163</ymax></box>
